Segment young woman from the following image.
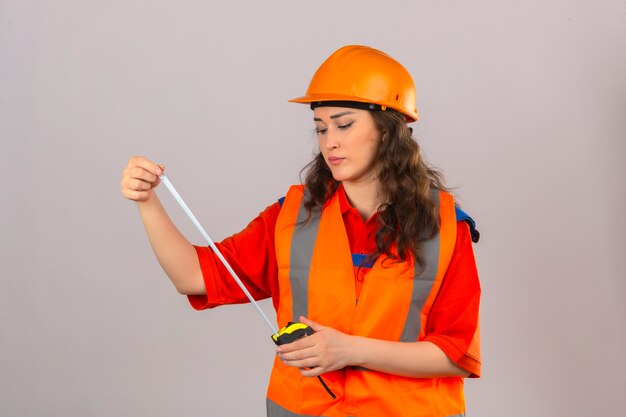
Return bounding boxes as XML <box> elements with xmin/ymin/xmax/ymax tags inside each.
<box><xmin>121</xmin><ymin>45</ymin><xmax>481</xmax><ymax>417</ymax></box>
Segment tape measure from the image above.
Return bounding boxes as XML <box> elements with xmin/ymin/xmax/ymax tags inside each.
<box><xmin>272</xmin><ymin>322</ymin><xmax>336</xmax><ymax>399</ymax></box>
<box><xmin>160</xmin><ymin>175</ymin><xmax>336</xmax><ymax>400</ymax></box>
<box><xmin>272</xmin><ymin>322</ymin><xmax>314</xmax><ymax>345</ymax></box>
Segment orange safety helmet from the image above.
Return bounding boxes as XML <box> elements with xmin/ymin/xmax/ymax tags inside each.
<box><xmin>289</xmin><ymin>45</ymin><xmax>419</xmax><ymax>123</ymax></box>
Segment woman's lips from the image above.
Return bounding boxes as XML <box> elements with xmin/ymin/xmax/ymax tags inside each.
<box><xmin>328</xmin><ymin>156</ymin><xmax>344</xmax><ymax>165</ymax></box>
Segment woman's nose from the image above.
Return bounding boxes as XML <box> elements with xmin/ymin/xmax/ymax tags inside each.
<box><xmin>325</xmin><ymin>128</ymin><xmax>339</xmax><ymax>149</ymax></box>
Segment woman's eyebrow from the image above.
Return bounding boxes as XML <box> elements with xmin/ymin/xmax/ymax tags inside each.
<box><xmin>313</xmin><ymin>111</ymin><xmax>354</xmax><ymax>122</ymax></box>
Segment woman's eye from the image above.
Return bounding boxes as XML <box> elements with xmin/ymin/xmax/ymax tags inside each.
<box><xmin>315</xmin><ymin>127</ymin><xmax>327</xmax><ymax>135</ymax></box>
<box><xmin>337</xmin><ymin>122</ymin><xmax>353</xmax><ymax>130</ymax></box>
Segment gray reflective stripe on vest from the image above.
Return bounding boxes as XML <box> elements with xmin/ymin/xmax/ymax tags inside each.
<box><xmin>289</xmin><ymin>191</ymin><xmax>321</xmax><ymax>322</ymax></box>
<box><xmin>400</xmin><ymin>189</ymin><xmax>441</xmax><ymax>342</ymax></box>
<box><xmin>268</xmin><ymin>397</ymin><xmax>463</xmax><ymax>417</ymax></box>
<box><xmin>267</xmin><ymin>398</ymin><xmax>326</xmax><ymax>417</ymax></box>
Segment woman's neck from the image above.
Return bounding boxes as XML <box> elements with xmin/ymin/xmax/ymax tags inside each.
<box><xmin>342</xmin><ymin>180</ymin><xmax>382</xmax><ymax>222</ymax></box>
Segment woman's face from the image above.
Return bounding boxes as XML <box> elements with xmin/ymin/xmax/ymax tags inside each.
<box><xmin>313</xmin><ymin>106</ymin><xmax>382</xmax><ymax>186</ymax></box>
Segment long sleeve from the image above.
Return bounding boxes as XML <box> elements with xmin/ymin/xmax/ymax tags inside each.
<box><xmin>187</xmin><ymin>201</ymin><xmax>282</xmax><ymax>312</ymax></box>
<box><xmin>423</xmin><ymin>222</ymin><xmax>482</xmax><ymax>377</ymax></box>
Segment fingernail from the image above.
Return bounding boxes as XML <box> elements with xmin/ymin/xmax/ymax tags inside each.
<box><xmin>155</xmin><ymin>167</ymin><xmax>162</xmax><ymax>175</ymax></box>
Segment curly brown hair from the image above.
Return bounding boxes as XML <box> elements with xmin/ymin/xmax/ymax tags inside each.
<box><xmin>300</xmin><ymin>108</ymin><xmax>448</xmax><ymax>267</ymax></box>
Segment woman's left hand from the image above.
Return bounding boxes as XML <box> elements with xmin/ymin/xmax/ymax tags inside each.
<box><xmin>276</xmin><ymin>316</ymin><xmax>354</xmax><ymax>377</ymax></box>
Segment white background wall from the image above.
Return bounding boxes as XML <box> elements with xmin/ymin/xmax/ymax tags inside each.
<box><xmin>1</xmin><ymin>1</ymin><xmax>624</xmax><ymax>416</ymax></box>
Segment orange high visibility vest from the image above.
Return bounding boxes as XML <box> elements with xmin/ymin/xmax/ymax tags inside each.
<box><xmin>267</xmin><ymin>185</ymin><xmax>468</xmax><ymax>417</ymax></box>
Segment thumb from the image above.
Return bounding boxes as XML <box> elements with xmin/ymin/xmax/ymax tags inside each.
<box><xmin>299</xmin><ymin>316</ymin><xmax>324</xmax><ymax>332</ymax></box>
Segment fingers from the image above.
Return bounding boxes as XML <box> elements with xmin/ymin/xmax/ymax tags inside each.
<box><xmin>278</xmin><ymin>346</ymin><xmax>325</xmax><ymax>376</ymax></box>
<box><xmin>277</xmin><ymin>333</ymin><xmax>324</xmax><ymax>371</ymax></box>
<box><xmin>121</xmin><ymin>156</ymin><xmax>165</xmax><ymax>202</ymax></box>
<box><xmin>299</xmin><ymin>316</ymin><xmax>324</xmax><ymax>332</ymax></box>
<box><xmin>276</xmin><ymin>317</ymin><xmax>323</xmax><ymax>354</ymax></box>
<box><xmin>277</xmin><ymin>333</ymin><xmax>315</xmax><ymax>354</ymax></box>
<box><xmin>277</xmin><ymin>320</ymin><xmax>352</xmax><ymax>376</ymax></box>
<box><xmin>299</xmin><ymin>367</ymin><xmax>324</xmax><ymax>378</ymax></box>
<box><xmin>281</xmin><ymin>353</ymin><xmax>320</xmax><ymax>370</ymax></box>
<box><xmin>128</xmin><ymin>156</ymin><xmax>163</xmax><ymax>179</ymax></box>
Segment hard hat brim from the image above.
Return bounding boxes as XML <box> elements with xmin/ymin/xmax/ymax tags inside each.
<box><xmin>289</xmin><ymin>94</ymin><xmax>418</xmax><ymax>123</ymax></box>
<box><xmin>289</xmin><ymin>93</ymin><xmax>374</xmax><ymax>104</ymax></box>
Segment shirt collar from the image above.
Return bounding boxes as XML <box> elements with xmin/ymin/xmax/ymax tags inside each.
<box><xmin>336</xmin><ymin>183</ymin><xmax>354</xmax><ymax>215</ymax></box>
<box><xmin>335</xmin><ymin>183</ymin><xmax>380</xmax><ymax>225</ymax></box>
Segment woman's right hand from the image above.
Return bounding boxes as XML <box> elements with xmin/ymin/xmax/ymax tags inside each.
<box><xmin>121</xmin><ymin>156</ymin><xmax>164</xmax><ymax>202</ymax></box>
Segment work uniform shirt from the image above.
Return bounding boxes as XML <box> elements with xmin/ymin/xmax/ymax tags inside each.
<box><xmin>189</xmin><ymin>185</ymin><xmax>481</xmax><ymax>377</ymax></box>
